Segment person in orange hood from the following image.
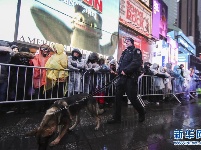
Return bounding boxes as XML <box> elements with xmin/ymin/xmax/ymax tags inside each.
<box><xmin>31</xmin><ymin>44</ymin><xmax>53</xmax><ymax>99</ymax></box>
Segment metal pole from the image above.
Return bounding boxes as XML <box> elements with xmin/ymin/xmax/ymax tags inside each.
<box><xmin>14</xmin><ymin>0</ymin><xmax>21</xmax><ymax>42</ymax></box>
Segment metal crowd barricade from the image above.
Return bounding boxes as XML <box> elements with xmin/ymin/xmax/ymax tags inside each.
<box><xmin>0</xmin><ymin>63</ymin><xmax>66</xmax><ymax>103</ymax></box>
<box><xmin>67</xmin><ymin>69</ymin><xmax>116</xmax><ymax>98</ymax></box>
<box><xmin>1</xmin><ymin>62</ymin><xmax>198</xmax><ymax>105</ymax></box>
<box><xmin>0</xmin><ymin>63</ymin><xmax>117</xmax><ymax>103</ymax></box>
<box><xmin>137</xmin><ymin>74</ymin><xmax>181</xmax><ymax>106</ymax></box>
<box><xmin>188</xmin><ymin>78</ymin><xmax>199</xmax><ymax>100</ymax></box>
<box><xmin>173</xmin><ymin>76</ymin><xmax>199</xmax><ymax>101</ymax></box>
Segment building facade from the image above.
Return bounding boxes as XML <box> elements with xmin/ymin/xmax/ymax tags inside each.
<box><xmin>162</xmin><ymin>0</ymin><xmax>178</xmax><ymax>27</ymax></box>
<box><xmin>196</xmin><ymin>1</ymin><xmax>201</xmax><ymax>56</ymax></box>
<box><xmin>177</xmin><ymin>0</ymin><xmax>198</xmax><ymax>54</ymax></box>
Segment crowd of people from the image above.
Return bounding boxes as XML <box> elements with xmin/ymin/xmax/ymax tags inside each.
<box><xmin>0</xmin><ymin>42</ymin><xmax>118</xmax><ymax>112</ymax></box>
<box><xmin>141</xmin><ymin>61</ymin><xmax>200</xmax><ymax>104</ymax></box>
<box><xmin>0</xmin><ymin>38</ymin><xmax>200</xmax><ymax>122</ymax></box>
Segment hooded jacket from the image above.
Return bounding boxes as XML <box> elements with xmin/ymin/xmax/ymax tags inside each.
<box><xmin>9</xmin><ymin>50</ymin><xmax>34</xmax><ymax>88</ymax></box>
<box><xmin>173</xmin><ymin>65</ymin><xmax>184</xmax><ymax>87</ymax></box>
<box><xmin>31</xmin><ymin>47</ymin><xmax>52</xmax><ymax>88</ymax></box>
<box><xmin>88</xmin><ymin>52</ymin><xmax>99</xmax><ymax>63</ymax></box>
<box><xmin>85</xmin><ymin>52</ymin><xmax>100</xmax><ymax>72</ymax></box>
<box><xmin>98</xmin><ymin>58</ymin><xmax>110</xmax><ymax>73</ymax></box>
<box><xmin>45</xmin><ymin>44</ymin><xmax>68</xmax><ymax>90</ymax></box>
<box><xmin>68</xmin><ymin>49</ymin><xmax>85</xmax><ymax>94</ymax></box>
<box><xmin>143</xmin><ymin>62</ymin><xmax>153</xmax><ymax>75</ymax></box>
<box><xmin>68</xmin><ymin>49</ymin><xmax>84</xmax><ymax>71</ymax></box>
<box><xmin>150</xmin><ymin>64</ymin><xmax>166</xmax><ymax>90</ymax></box>
<box><xmin>166</xmin><ymin>63</ymin><xmax>179</xmax><ymax>78</ymax></box>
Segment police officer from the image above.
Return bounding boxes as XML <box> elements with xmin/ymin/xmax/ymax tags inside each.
<box><xmin>107</xmin><ymin>37</ymin><xmax>146</xmax><ymax>123</ymax></box>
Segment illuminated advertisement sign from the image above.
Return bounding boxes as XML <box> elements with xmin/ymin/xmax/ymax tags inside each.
<box><xmin>167</xmin><ymin>36</ymin><xmax>178</xmax><ymax>66</ymax></box>
<box><xmin>177</xmin><ymin>32</ymin><xmax>196</xmax><ymax>55</ymax></box>
<box><xmin>178</xmin><ymin>54</ymin><xmax>188</xmax><ymax>62</ymax></box>
<box><xmin>159</xmin><ymin>0</ymin><xmax>168</xmax><ymax>37</ymax></box>
<box><xmin>152</xmin><ymin>0</ymin><xmax>160</xmax><ymax>39</ymax></box>
<box><xmin>119</xmin><ymin>0</ymin><xmax>152</xmax><ymax>38</ymax></box>
<box><xmin>179</xmin><ymin>38</ymin><xmax>189</xmax><ymax>48</ymax></box>
<box><xmin>17</xmin><ymin>0</ymin><xmax>119</xmax><ymax>55</ymax></box>
<box><xmin>0</xmin><ymin>0</ymin><xmax>18</xmax><ymax>41</ymax></box>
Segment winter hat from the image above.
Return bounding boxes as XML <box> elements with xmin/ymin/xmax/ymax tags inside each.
<box><xmin>11</xmin><ymin>45</ymin><xmax>18</xmax><ymax>49</ymax></box>
<box><xmin>52</xmin><ymin>43</ymin><xmax>64</xmax><ymax>54</ymax></box>
<box><xmin>125</xmin><ymin>37</ymin><xmax>134</xmax><ymax>45</ymax></box>
<box><xmin>107</xmin><ymin>56</ymin><xmax>114</xmax><ymax>61</ymax></box>
<box><xmin>0</xmin><ymin>46</ymin><xmax>12</xmax><ymax>53</ymax></box>
<box><xmin>39</xmin><ymin>44</ymin><xmax>53</xmax><ymax>52</ymax></box>
<box><xmin>99</xmin><ymin>58</ymin><xmax>105</xmax><ymax>65</ymax></box>
<box><xmin>179</xmin><ymin>64</ymin><xmax>184</xmax><ymax>68</ymax></box>
<box><xmin>88</xmin><ymin>52</ymin><xmax>99</xmax><ymax>61</ymax></box>
<box><xmin>19</xmin><ymin>47</ymin><xmax>30</xmax><ymax>53</ymax></box>
<box><xmin>72</xmin><ymin>48</ymin><xmax>82</xmax><ymax>57</ymax></box>
<box><xmin>144</xmin><ymin>62</ymin><xmax>152</xmax><ymax>66</ymax></box>
<box><xmin>109</xmin><ymin>59</ymin><xmax>116</xmax><ymax>65</ymax></box>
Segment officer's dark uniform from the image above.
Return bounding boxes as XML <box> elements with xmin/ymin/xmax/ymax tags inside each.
<box><xmin>108</xmin><ymin>45</ymin><xmax>145</xmax><ymax>123</ymax></box>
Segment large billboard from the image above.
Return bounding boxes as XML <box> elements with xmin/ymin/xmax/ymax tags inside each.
<box><xmin>159</xmin><ymin>0</ymin><xmax>168</xmax><ymax>37</ymax></box>
<box><xmin>152</xmin><ymin>0</ymin><xmax>160</xmax><ymax>39</ymax></box>
<box><xmin>17</xmin><ymin>0</ymin><xmax>119</xmax><ymax>56</ymax></box>
<box><xmin>0</xmin><ymin>0</ymin><xmax>18</xmax><ymax>42</ymax></box>
<box><xmin>119</xmin><ymin>0</ymin><xmax>152</xmax><ymax>38</ymax></box>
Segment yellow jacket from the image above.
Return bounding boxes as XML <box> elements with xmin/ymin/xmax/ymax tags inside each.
<box><xmin>45</xmin><ymin>44</ymin><xmax>68</xmax><ymax>91</ymax></box>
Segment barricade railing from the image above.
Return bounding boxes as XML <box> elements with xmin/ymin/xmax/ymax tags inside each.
<box><xmin>0</xmin><ymin>63</ymin><xmax>199</xmax><ymax>105</ymax></box>
<box><xmin>0</xmin><ymin>63</ymin><xmax>117</xmax><ymax>103</ymax></box>
<box><xmin>137</xmin><ymin>74</ymin><xmax>181</xmax><ymax>104</ymax></box>
<box><xmin>137</xmin><ymin>74</ymin><xmax>200</xmax><ymax>106</ymax></box>
<box><xmin>173</xmin><ymin>77</ymin><xmax>198</xmax><ymax>101</ymax></box>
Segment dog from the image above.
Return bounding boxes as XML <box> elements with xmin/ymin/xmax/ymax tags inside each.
<box><xmin>26</xmin><ymin>93</ymin><xmax>102</xmax><ymax>150</ymax></box>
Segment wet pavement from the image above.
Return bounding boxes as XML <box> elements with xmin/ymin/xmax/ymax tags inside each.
<box><xmin>1</xmin><ymin>98</ymin><xmax>201</xmax><ymax>150</ymax></box>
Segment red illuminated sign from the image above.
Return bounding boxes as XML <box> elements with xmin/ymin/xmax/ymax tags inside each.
<box><xmin>83</xmin><ymin>0</ymin><xmax>102</xmax><ymax>13</ymax></box>
<box><xmin>119</xmin><ymin>0</ymin><xmax>152</xmax><ymax>38</ymax></box>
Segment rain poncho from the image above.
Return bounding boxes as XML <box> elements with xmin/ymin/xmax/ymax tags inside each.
<box><xmin>31</xmin><ymin>49</ymin><xmax>51</xmax><ymax>88</ymax></box>
<box><xmin>45</xmin><ymin>44</ymin><xmax>68</xmax><ymax>91</ymax></box>
<box><xmin>68</xmin><ymin>49</ymin><xmax>85</xmax><ymax>95</ymax></box>
<box><xmin>173</xmin><ymin>65</ymin><xmax>184</xmax><ymax>93</ymax></box>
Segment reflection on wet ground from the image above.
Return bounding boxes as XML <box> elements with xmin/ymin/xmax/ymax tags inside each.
<box><xmin>0</xmin><ymin>99</ymin><xmax>201</xmax><ymax>150</ymax></box>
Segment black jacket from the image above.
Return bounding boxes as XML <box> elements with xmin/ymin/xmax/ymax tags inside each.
<box><xmin>0</xmin><ymin>46</ymin><xmax>12</xmax><ymax>83</ymax></box>
<box><xmin>117</xmin><ymin>46</ymin><xmax>142</xmax><ymax>76</ymax></box>
<box><xmin>0</xmin><ymin>52</ymin><xmax>11</xmax><ymax>83</ymax></box>
<box><xmin>9</xmin><ymin>52</ymin><xmax>34</xmax><ymax>88</ymax></box>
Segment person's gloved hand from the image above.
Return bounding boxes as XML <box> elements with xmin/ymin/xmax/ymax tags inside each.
<box><xmin>71</xmin><ymin>62</ymin><xmax>77</xmax><ymax>67</ymax></box>
<box><xmin>88</xmin><ymin>68</ymin><xmax>95</xmax><ymax>74</ymax></box>
<box><xmin>79</xmin><ymin>68</ymin><xmax>85</xmax><ymax>73</ymax></box>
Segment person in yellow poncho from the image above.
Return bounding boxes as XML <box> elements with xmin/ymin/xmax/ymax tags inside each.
<box><xmin>45</xmin><ymin>43</ymin><xmax>68</xmax><ymax>98</ymax></box>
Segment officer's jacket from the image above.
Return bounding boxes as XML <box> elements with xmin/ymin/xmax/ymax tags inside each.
<box><xmin>117</xmin><ymin>46</ymin><xmax>142</xmax><ymax>76</ymax></box>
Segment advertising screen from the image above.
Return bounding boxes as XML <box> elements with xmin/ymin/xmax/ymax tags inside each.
<box><xmin>0</xmin><ymin>0</ymin><xmax>18</xmax><ymax>42</ymax></box>
<box><xmin>152</xmin><ymin>0</ymin><xmax>160</xmax><ymax>39</ymax></box>
<box><xmin>167</xmin><ymin>36</ymin><xmax>178</xmax><ymax>66</ymax></box>
<box><xmin>119</xmin><ymin>0</ymin><xmax>152</xmax><ymax>38</ymax></box>
<box><xmin>17</xmin><ymin>0</ymin><xmax>119</xmax><ymax>56</ymax></box>
<box><xmin>159</xmin><ymin>0</ymin><xmax>168</xmax><ymax>37</ymax></box>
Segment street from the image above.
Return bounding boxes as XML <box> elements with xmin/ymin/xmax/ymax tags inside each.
<box><xmin>0</xmin><ymin>99</ymin><xmax>201</xmax><ymax>150</ymax></box>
